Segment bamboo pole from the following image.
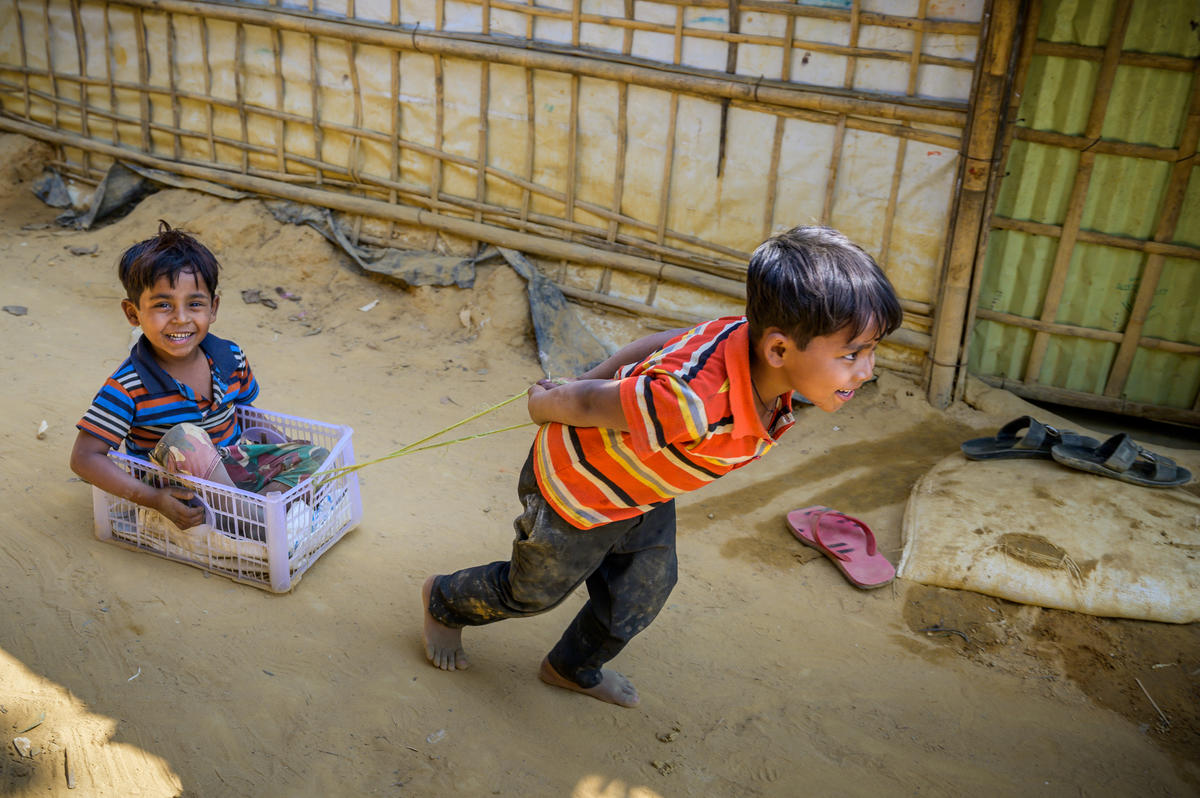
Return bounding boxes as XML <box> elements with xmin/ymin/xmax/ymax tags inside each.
<box><xmin>68</xmin><ymin>0</ymin><xmax>91</xmax><ymax>173</ymax></box>
<box><xmin>110</xmin><ymin>0</ymin><xmax>968</xmax><ymax>128</ymax></box>
<box><xmin>200</xmin><ymin>15</ymin><xmax>215</xmax><ymax>160</ymax></box>
<box><xmin>14</xmin><ymin>0</ymin><xmax>30</xmax><ymax>119</ymax></box>
<box><xmin>761</xmin><ymin>12</ymin><xmax>794</xmax><ymax>240</ymax></box>
<box><xmin>133</xmin><ymin>6</ymin><xmax>149</xmax><ymax>152</ymax></box>
<box><xmin>270</xmin><ymin>25</ymin><xmax>286</xmax><ymax>173</ymax></box>
<box><xmin>482</xmin><ymin>0</ymin><xmax>976</xmax><ymax>72</ymax></box>
<box><xmin>308</xmin><ymin>32</ymin><xmax>322</xmax><ymax>184</ymax></box>
<box><xmin>975</xmin><ymin>375</ymin><xmax>1199</xmax><ymax>426</ymax></box>
<box><xmin>104</xmin><ymin>3</ymin><xmax>118</xmax><ymax>143</ymax></box>
<box><xmin>1034</xmin><ymin>40</ymin><xmax>1195</xmax><ymax>72</ymax></box>
<box><xmin>974</xmin><ymin>308</ymin><xmax>1200</xmax><ymax>356</ymax></box>
<box><xmin>387</xmin><ymin>0</ymin><xmax>399</xmax><ymax>238</ymax></box>
<box><xmin>1022</xmin><ymin>0</ymin><xmax>1131</xmax><ymax>385</ymax></box>
<box><xmin>1014</xmin><ymin>127</ymin><xmax>1177</xmax><ymax>161</ymax></box>
<box><xmin>1102</xmin><ymin>67</ymin><xmax>1200</xmax><ymax>399</ymax></box>
<box><xmin>166</xmin><ymin>9</ymin><xmax>181</xmax><ymax>162</ymax></box>
<box><xmin>959</xmin><ymin>0</ymin><xmax>1041</xmax><ymax>399</ymax></box>
<box><xmin>927</xmin><ymin>0</ymin><xmax>1020</xmax><ymax>408</ymax></box>
<box><xmin>474</xmin><ymin>0</ymin><xmax>489</xmax><ymax>229</ymax></box>
<box><xmin>40</xmin><ymin>0</ymin><xmax>59</xmax><ymax>129</ymax></box>
<box><xmin>234</xmin><ymin>22</ymin><xmax>249</xmax><ymax>172</ymax></box>
<box><xmin>990</xmin><ymin>215</ymin><xmax>1200</xmax><ymax>260</ymax></box>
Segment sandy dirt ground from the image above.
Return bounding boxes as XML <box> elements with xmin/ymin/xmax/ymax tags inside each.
<box><xmin>1</xmin><ymin>133</ymin><xmax>1198</xmax><ymax>797</ymax></box>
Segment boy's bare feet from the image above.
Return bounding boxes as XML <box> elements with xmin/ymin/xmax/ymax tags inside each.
<box><xmin>538</xmin><ymin>656</ymin><xmax>640</xmax><ymax>708</ymax></box>
<box><xmin>422</xmin><ymin>575</ymin><xmax>469</xmax><ymax>671</ymax></box>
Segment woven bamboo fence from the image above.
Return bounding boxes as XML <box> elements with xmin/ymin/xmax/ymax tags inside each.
<box><xmin>0</xmin><ymin>0</ymin><xmax>995</xmax><ymax>382</ymax></box>
<box><xmin>968</xmin><ymin>0</ymin><xmax>1200</xmax><ymax>425</ymax></box>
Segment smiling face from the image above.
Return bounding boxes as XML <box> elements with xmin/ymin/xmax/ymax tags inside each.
<box><xmin>122</xmin><ymin>269</ymin><xmax>219</xmax><ymax>367</ymax></box>
<box><xmin>754</xmin><ymin>323</ymin><xmax>881</xmax><ymax>413</ymax></box>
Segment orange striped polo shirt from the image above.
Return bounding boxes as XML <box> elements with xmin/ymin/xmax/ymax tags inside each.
<box><xmin>532</xmin><ymin>316</ymin><xmax>795</xmax><ymax>529</ymax></box>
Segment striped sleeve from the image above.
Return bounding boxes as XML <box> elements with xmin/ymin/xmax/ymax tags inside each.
<box><xmin>620</xmin><ymin>373</ymin><xmax>709</xmax><ymax>457</ymax></box>
<box><xmin>230</xmin><ymin>344</ymin><xmax>260</xmax><ymax>405</ymax></box>
<box><xmin>77</xmin><ymin>371</ymin><xmax>136</xmax><ymax>449</ymax></box>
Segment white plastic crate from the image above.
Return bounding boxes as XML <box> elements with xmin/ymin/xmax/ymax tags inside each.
<box><xmin>91</xmin><ymin>406</ymin><xmax>362</xmax><ymax>592</ymax></box>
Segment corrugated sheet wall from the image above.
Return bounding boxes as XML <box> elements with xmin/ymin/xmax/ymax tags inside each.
<box><xmin>970</xmin><ymin>0</ymin><xmax>1200</xmax><ymax>423</ymax></box>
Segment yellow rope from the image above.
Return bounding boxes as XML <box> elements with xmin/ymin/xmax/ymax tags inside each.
<box><xmin>313</xmin><ymin>390</ymin><xmax>531</xmax><ymax>486</ymax></box>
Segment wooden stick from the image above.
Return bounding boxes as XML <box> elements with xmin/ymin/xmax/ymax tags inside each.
<box><xmin>975</xmin><ymin>375</ymin><xmax>1199</xmax><ymax>426</ymax></box>
<box><xmin>1135</xmin><ymin>678</ymin><xmax>1171</xmax><ymax>728</ymax></box>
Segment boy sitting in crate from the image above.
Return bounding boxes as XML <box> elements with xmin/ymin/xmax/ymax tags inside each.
<box><xmin>69</xmin><ymin>221</ymin><xmax>328</xmax><ymax>537</ymax></box>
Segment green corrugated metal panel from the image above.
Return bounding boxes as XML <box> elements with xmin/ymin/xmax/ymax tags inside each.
<box><xmin>1041</xmin><ymin>336</ymin><xmax>1119</xmax><ymax>393</ymax></box>
<box><xmin>1103</xmin><ymin>66</ymin><xmax>1192</xmax><ymax>147</ymax></box>
<box><xmin>971</xmin><ymin>0</ymin><xmax>1200</xmax><ymax>417</ymax></box>
<box><xmin>1037</xmin><ymin>0</ymin><xmax>1117</xmax><ymax>47</ymax></box>
<box><xmin>1018</xmin><ymin>55</ymin><xmax>1098</xmax><ymax>134</ymax></box>
<box><xmin>969</xmin><ymin>319</ymin><xmax>1036</xmax><ymax>378</ymax></box>
<box><xmin>1122</xmin><ymin>1</ymin><xmax>1200</xmax><ymax>57</ymax></box>
<box><xmin>994</xmin><ymin>141</ymin><xmax>1078</xmax><ymax>222</ymax></box>
<box><xmin>1080</xmin><ymin>154</ymin><xmax>1170</xmax><ymax>237</ymax></box>
<box><xmin>1127</xmin><ymin>349</ymin><xmax>1200</xmax><ymax>407</ymax></box>
<box><xmin>976</xmin><ymin>229</ymin><xmax>1055</xmax><ymax>317</ymax></box>
<box><xmin>1055</xmin><ymin>242</ymin><xmax>1142</xmax><ymax>331</ymax></box>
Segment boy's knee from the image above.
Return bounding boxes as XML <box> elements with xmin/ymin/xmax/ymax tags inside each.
<box><xmin>151</xmin><ymin>423</ymin><xmax>221</xmax><ymax>477</ymax></box>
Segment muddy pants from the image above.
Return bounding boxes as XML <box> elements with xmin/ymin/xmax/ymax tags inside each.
<box><xmin>426</xmin><ymin>451</ymin><xmax>678</xmax><ymax>689</ymax></box>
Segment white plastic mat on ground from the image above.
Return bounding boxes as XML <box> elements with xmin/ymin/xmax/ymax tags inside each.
<box><xmin>898</xmin><ymin>453</ymin><xmax>1200</xmax><ymax>624</ymax></box>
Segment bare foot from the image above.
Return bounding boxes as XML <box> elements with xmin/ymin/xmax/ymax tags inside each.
<box><xmin>422</xmin><ymin>575</ymin><xmax>469</xmax><ymax>671</ymax></box>
<box><xmin>538</xmin><ymin>656</ymin><xmax>640</xmax><ymax>708</ymax></box>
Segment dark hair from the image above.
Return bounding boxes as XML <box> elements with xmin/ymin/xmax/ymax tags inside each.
<box><xmin>745</xmin><ymin>225</ymin><xmax>902</xmax><ymax>348</ymax></box>
<box><xmin>118</xmin><ymin>220</ymin><xmax>220</xmax><ymax>302</ymax></box>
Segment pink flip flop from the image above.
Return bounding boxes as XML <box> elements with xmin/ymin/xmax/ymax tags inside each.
<box><xmin>785</xmin><ymin>506</ymin><xmax>895</xmax><ymax>590</ymax></box>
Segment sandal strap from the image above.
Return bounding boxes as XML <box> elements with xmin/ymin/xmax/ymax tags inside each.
<box><xmin>1100</xmin><ymin>433</ymin><xmax>1177</xmax><ymax>480</ymax></box>
<box><xmin>810</xmin><ymin>509</ymin><xmax>878</xmax><ymax>560</ymax></box>
<box><xmin>997</xmin><ymin>416</ymin><xmax>1067</xmax><ymax>452</ymax></box>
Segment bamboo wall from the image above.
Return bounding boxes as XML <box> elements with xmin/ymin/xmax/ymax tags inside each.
<box><xmin>969</xmin><ymin>0</ymin><xmax>1200</xmax><ymax>425</ymax></box>
<box><xmin>0</xmin><ymin>0</ymin><xmax>990</xmax><ymax>378</ymax></box>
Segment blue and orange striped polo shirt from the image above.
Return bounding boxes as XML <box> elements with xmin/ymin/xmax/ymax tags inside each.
<box><xmin>533</xmin><ymin>316</ymin><xmax>795</xmax><ymax>529</ymax></box>
<box><xmin>77</xmin><ymin>333</ymin><xmax>259</xmax><ymax>458</ymax></box>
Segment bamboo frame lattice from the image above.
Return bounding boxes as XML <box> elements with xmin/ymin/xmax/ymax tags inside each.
<box><xmin>0</xmin><ymin>0</ymin><xmax>991</xmax><ymax>377</ymax></box>
<box><xmin>967</xmin><ymin>0</ymin><xmax>1200</xmax><ymax>425</ymax></box>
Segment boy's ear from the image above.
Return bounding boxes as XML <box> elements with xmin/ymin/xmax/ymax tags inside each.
<box><xmin>210</xmin><ymin>292</ymin><xmax>220</xmax><ymax>317</ymax></box>
<box><xmin>759</xmin><ymin>328</ymin><xmax>795</xmax><ymax>368</ymax></box>
<box><xmin>121</xmin><ymin>298</ymin><xmax>140</xmax><ymax>327</ymax></box>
